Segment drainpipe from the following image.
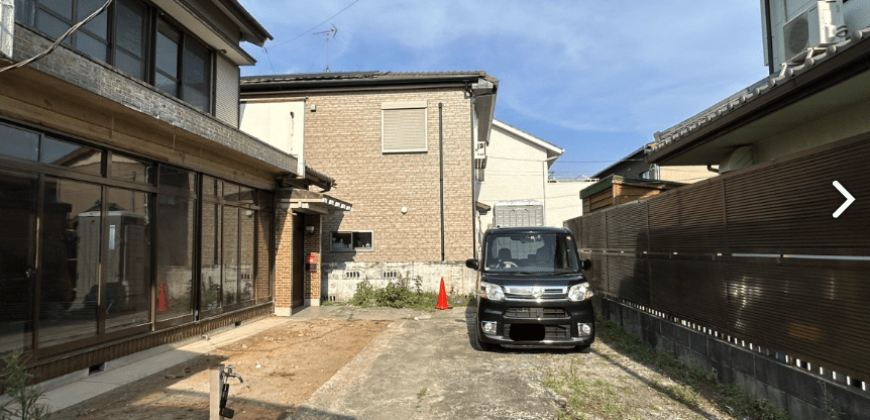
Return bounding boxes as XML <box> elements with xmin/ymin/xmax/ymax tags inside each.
<box><xmin>439</xmin><ymin>103</ymin><xmax>445</xmax><ymax>262</ymax></box>
<box><xmin>764</xmin><ymin>0</ymin><xmax>775</xmax><ymax>75</ymax></box>
<box><xmin>469</xmin><ymin>94</ymin><xmax>477</xmax><ymax>260</ymax></box>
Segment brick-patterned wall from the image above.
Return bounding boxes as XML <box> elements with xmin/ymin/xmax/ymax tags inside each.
<box><xmin>273</xmin><ymin>205</ymin><xmax>295</xmax><ymax>314</ymax></box>
<box><xmin>6</xmin><ymin>24</ymin><xmax>294</xmax><ymax>173</ymax></box>
<box><xmin>303</xmin><ymin>215</ymin><xmax>322</xmax><ymax>303</ymax></box>
<box><xmin>304</xmin><ymin>88</ymin><xmax>475</xmax><ymax>264</ymax></box>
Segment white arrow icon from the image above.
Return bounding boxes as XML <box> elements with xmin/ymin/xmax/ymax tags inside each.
<box><xmin>833</xmin><ymin>181</ymin><xmax>855</xmax><ymax>218</ymax></box>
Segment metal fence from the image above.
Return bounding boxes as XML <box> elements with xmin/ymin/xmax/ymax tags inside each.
<box><xmin>565</xmin><ymin>136</ymin><xmax>870</xmax><ymax>384</ymax></box>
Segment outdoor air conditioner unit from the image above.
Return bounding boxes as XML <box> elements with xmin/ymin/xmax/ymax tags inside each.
<box><xmin>0</xmin><ymin>0</ymin><xmax>14</xmax><ymax>60</ymax></box>
<box><xmin>782</xmin><ymin>0</ymin><xmax>846</xmax><ymax>62</ymax></box>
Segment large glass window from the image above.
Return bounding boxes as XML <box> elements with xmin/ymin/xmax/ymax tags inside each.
<box><xmin>0</xmin><ymin>123</ymin><xmax>39</xmax><ymax>161</ymax></box>
<box><xmin>42</xmin><ymin>136</ymin><xmax>102</xmax><ymax>175</ymax></box>
<box><xmin>156</xmin><ymin>195</ymin><xmax>195</xmax><ymax>322</ymax></box>
<box><xmin>14</xmin><ymin>0</ymin><xmax>214</xmax><ymax>114</ymax></box>
<box><xmin>222</xmin><ymin>207</ymin><xmax>239</xmax><ymax>305</ymax></box>
<box><xmin>0</xmin><ymin>171</ymin><xmax>37</xmax><ymax>355</ymax></box>
<box><xmin>256</xmin><ymin>211</ymin><xmax>272</xmax><ymax>302</ymax></box>
<box><xmin>240</xmin><ymin>210</ymin><xmax>255</xmax><ymax>302</ymax></box>
<box><xmin>201</xmin><ymin>203</ymin><xmax>221</xmax><ymax>312</ymax></box>
<box><xmin>111</xmin><ymin>153</ymin><xmax>154</xmax><ymax>184</ymax></box>
<box><xmin>39</xmin><ymin>178</ymin><xmax>101</xmax><ymax>348</ymax></box>
<box><xmin>103</xmin><ymin>188</ymin><xmax>151</xmax><ymax>333</ymax></box>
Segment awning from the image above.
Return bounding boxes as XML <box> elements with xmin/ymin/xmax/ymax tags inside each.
<box><xmin>278</xmin><ymin>189</ymin><xmax>353</xmax><ymax>214</ymax></box>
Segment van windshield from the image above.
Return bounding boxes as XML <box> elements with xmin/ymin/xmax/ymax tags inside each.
<box><xmin>483</xmin><ymin>232</ymin><xmax>580</xmax><ymax>274</ymax></box>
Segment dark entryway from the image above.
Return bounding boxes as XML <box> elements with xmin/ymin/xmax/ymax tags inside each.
<box><xmin>292</xmin><ymin>213</ymin><xmax>305</xmax><ymax>308</ymax></box>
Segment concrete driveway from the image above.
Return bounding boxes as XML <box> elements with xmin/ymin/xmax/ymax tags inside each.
<box><xmin>289</xmin><ymin>306</ymin><xmax>566</xmax><ymax>420</ymax></box>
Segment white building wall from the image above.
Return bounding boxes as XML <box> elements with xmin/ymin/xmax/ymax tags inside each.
<box><xmin>477</xmin><ymin>124</ymin><xmax>549</xmax><ymax>235</ymax></box>
<box><xmin>239</xmin><ymin>100</ymin><xmax>306</xmax><ymax>175</ymax></box>
<box><xmin>545</xmin><ymin>180</ymin><xmax>595</xmax><ymax>227</ymax></box>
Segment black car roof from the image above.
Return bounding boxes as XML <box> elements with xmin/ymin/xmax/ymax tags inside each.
<box><xmin>484</xmin><ymin>226</ymin><xmax>571</xmax><ymax>236</ymax></box>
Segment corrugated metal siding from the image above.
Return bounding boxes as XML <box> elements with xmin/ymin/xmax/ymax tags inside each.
<box><xmin>568</xmin><ymin>137</ymin><xmax>870</xmax><ymax>382</ymax></box>
<box><xmin>215</xmin><ymin>55</ymin><xmax>239</xmax><ymax>127</ymax></box>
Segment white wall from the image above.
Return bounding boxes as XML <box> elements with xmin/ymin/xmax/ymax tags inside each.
<box><xmin>477</xmin><ymin>124</ymin><xmax>549</xmax><ymax>235</ymax></box>
<box><xmin>239</xmin><ymin>100</ymin><xmax>306</xmax><ymax>175</ymax></box>
<box><xmin>767</xmin><ymin>0</ymin><xmax>870</xmax><ymax>67</ymax></box>
<box><xmin>545</xmin><ymin>180</ymin><xmax>595</xmax><ymax>227</ymax></box>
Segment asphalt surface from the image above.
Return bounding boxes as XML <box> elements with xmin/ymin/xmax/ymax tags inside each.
<box><xmin>288</xmin><ymin>306</ymin><xmax>566</xmax><ymax>420</ymax></box>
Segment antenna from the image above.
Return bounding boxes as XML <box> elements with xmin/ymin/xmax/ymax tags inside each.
<box><xmin>313</xmin><ymin>23</ymin><xmax>337</xmax><ymax>72</ymax></box>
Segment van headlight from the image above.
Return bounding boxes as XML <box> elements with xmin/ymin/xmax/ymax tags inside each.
<box><xmin>568</xmin><ymin>282</ymin><xmax>593</xmax><ymax>302</ymax></box>
<box><xmin>480</xmin><ymin>282</ymin><xmax>505</xmax><ymax>302</ymax></box>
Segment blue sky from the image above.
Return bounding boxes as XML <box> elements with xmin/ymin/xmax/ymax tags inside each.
<box><xmin>237</xmin><ymin>1</ymin><xmax>770</xmax><ymax>178</ymax></box>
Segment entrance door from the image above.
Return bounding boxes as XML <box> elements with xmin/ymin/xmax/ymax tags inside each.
<box><xmin>291</xmin><ymin>213</ymin><xmax>305</xmax><ymax>308</ymax></box>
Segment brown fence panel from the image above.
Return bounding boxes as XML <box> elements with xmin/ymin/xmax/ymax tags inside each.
<box><xmin>570</xmin><ymin>137</ymin><xmax>870</xmax><ymax>381</ymax></box>
<box><xmin>648</xmin><ymin>256</ymin><xmax>730</xmax><ymax>329</ymax></box>
<box><xmin>607</xmin><ymin>253</ymin><xmax>649</xmax><ymax>305</ymax></box>
<box><xmin>649</xmin><ymin>181</ymin><xmax>726</xmax><ymax>253</ymax></box>
<box><xmin>724</xmin><ymin>140</ymin><xmax>870</xmax><ymax>254</ymax></box>
<box><xmin>606</xmin><ymin>202</ymin><xmax>649</xmax><ymax>251</ymax></box>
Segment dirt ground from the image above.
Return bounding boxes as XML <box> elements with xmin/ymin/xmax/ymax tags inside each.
<box><xmin>51</xmin><ymin>318</ymin><xmax>390</xmax><ymax>420</ymax></box>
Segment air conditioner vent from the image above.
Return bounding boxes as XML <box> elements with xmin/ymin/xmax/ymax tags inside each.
<box><xmin>785</xmin><ymin>16</ymin><xmax>810</xmax><ymax>59</ymax></box>
<box><xmin>780</xmin><ymin>1</ymin><xmax>846</xmax><ymax>64</ymax></box>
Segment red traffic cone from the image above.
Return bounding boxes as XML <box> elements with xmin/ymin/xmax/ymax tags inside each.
<box><xmin>435</xmin><ymin>278</ymin><xmax>451</xmax><ymax>310</ymax></box>
<box><xmin>158</xmin><ymin>283</ymin><xmax>169</xmax><ymax>311</ymax></box>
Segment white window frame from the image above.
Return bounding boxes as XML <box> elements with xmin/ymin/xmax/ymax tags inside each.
<box><xmin>331</xmin><ymin>230</ymin><xmax>375</xmax><ymax>252</ymax></box>
<box><xmin>381</xmin><ymin>101</ymin><xmax>428</xmax><ymax>153</ymax></box>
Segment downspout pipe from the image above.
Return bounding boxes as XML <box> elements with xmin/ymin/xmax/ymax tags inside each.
<box><xmin>469</xmin><ymin>92</ymin><xmax>477</xmax><ymax>260</ymax></box>
<box><xmin>765</xmin><ymin>0</ymin><xmax>775</xmax><ymax>74</ymax></box>
<box><xmin>439</xmin><ymin>103</ymin><xmax>445</xmax><ymax>262</ymax></box>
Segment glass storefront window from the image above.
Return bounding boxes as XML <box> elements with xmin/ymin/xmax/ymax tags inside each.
<box><xmin>256</xmin><ymin>212</ymin><xmax>272</xmax><ymax>301</ymax></box>
<box><xmin>240</xmin><ymin>210</ymin><xmax>255</xmax><ymax>302</ymax></box>
<box><xmin>104</xmin><ymin>188</ymin><xmax>151</xmax><ymax>333</ymax></box>
<box><xmin>201</xmin><ymin>203</ymin><xmax>221</xmax><ymax>312</ymax></box>
<box><xmin>159</xmin><ymin>165</ymin><xmax>195</xmax><ymax>192</ymax></box>
<box><xmin>39</xmin><ymin>178</ymin><xmax>101</xmax><ymax>348</ymax></box>
<box><xmin>111</xmin><ymin>153</ymin><xmax>154</xmax><ymax>185</ymax></box>
<box><xmin>222</xmin><ymin>207</ymin><xmax>239</xmax><ymax>305</ymax></box>
<box><xmin>0</xmin><ymin>123</ymin><xmax>39</xmax><ymax>161</ymax></box>
<box><xmin>0</xmin><ymin>171</ymin><xmax>37</xmax><ymax>354</ymax></box>
<box><xmin>42</xmin><ymin>136</ymin><xmax>102</xmax><ymax>175</ymax></box>
<box><xmin>156</xmin><ymin>195</ymin><xmax>195</xmax><ymax>321</ymax></box>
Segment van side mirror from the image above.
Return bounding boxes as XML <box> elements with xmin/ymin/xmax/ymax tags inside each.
<box><xmin>580</xmin><ymin>258</ymin><xmax>592</xmax><ymax>271</ymax></box>
<box><xmin>465</xmin><ymin>258</ymin><xmax>479</xmax><ymax>270</ymax></box>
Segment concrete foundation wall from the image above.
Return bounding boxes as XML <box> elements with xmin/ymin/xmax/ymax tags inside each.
<box><xmin>322</xmin><ymin>262</ymin><xmax>478</xmax><ymax>301</ymax></box>
<box><xmin>599</xmin><ymin>297</ymin><xmax>870</xmax><ymax>420</ymax></box>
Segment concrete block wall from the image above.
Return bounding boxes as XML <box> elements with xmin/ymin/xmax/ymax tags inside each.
<box><xmin>302</xmin><ymin>88</ymin><xmax>475</xmax><ymax>264</ymax></box>
<box><xmin>599</xmin><ymin>298</ymin><xmax>870</xmax><ymax>420</ymax></box>
<box><xmin>322</xmin><ymin>261</ymin><xmax>477</xmax><ymax>301</ymax></box>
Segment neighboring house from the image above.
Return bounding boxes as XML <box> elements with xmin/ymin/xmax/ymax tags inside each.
<box><xmin>577</xmin><ymin>143</ymin><xmax>716</xmax><ymax>213</ymax></box>
<box><xmin>590</xmin><ymin>143</ymin><xmax>717</xmax><ymax>183</ymax></box>
<box><xmin>566</xmin><ymin>1</ymin><xmax>870</xmax><ymax>417</ymax></box>
<box><xmin>476</xmin><ymin>119</ymin><xmax>591</xmax><ymax>233</ymax></box>
<box><xmin>239</xmin><ymin>71</ymin><xmax>498</xmax><ymax>300</ymax></box>
<box><xmin>0</xmin><ymin>0</ymin><xmax>342</xmax><ymax>386</ymax></box>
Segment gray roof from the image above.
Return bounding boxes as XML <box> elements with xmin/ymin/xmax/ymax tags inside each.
<box><xmin>652</xmin><ymin>25</ymin><xmax>870</xmax><ymax>155</ymax></box>
<box><xmin>241</xmin><ymin>70</ymin><xmax>499</xmax><ymax>86</ymax></box>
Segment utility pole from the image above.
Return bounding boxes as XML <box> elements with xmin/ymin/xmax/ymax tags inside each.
<box><xmin>313</xmin><ymin>24</ymin><xmax>338</xmax><ymax>72</ymax></box>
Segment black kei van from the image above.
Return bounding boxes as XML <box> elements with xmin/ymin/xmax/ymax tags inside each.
<box><xmin>466</xmin><ymin>227</ymin><xmax>594</xmax><ymax>351</ymax></box>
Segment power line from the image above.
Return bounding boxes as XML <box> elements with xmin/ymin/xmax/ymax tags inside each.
<box><xmin>269</xmin><ymin>0</ymin><xmax>361</xmax><ymax>51</ymax></box>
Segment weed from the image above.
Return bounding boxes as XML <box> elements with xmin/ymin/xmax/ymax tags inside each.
<box><xmin>417</xmin><ymin>388</ymin><xmax>427</xmax><ymax>400</ymax></box>
<box><xmin>0</xmin><ymin>352</ymin><xmax>52</xmax><ymax>420</ymax></box>
<box><xmin>349</xmin><ymin>279</ymin><xmax>476</xmax><ymax>312</ymax></box>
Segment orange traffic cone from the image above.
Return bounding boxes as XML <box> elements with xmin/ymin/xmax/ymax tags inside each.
<box><xmin>158</xmin><ymin>283</ymin><xmax>169</xmax><ymax>311</ymax></box>
<box><xmin>435</xmin><ymin>278</ymin><xmax>451</xmax><ymax>310</ymax></box>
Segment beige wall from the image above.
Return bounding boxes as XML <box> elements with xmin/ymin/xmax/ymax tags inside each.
<box><xmin>298</xmin><ymin>88</ymin><xmax>475</xmax><ymax>263</ymax></box>
<box><xmin>658</xmin><ymin>165</ymin><xmax>718</xmax><ymax>183</ymax></box>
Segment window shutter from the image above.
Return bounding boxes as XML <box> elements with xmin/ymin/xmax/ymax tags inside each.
<box><xmin>382</xmin><ymin>107</ymin><xmax>427</xmax><ymax>153</ymax></box>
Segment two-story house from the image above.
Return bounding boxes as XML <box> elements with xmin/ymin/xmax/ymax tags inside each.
<box><xmin>239</xmin><ymin>71</ymin><xmax>498</xmax><ymax>301</ymax></box>
<box><xmin>0</xmin><ymin>0</ymin><xmax>344</xmax><ymax>386</ymax></box>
